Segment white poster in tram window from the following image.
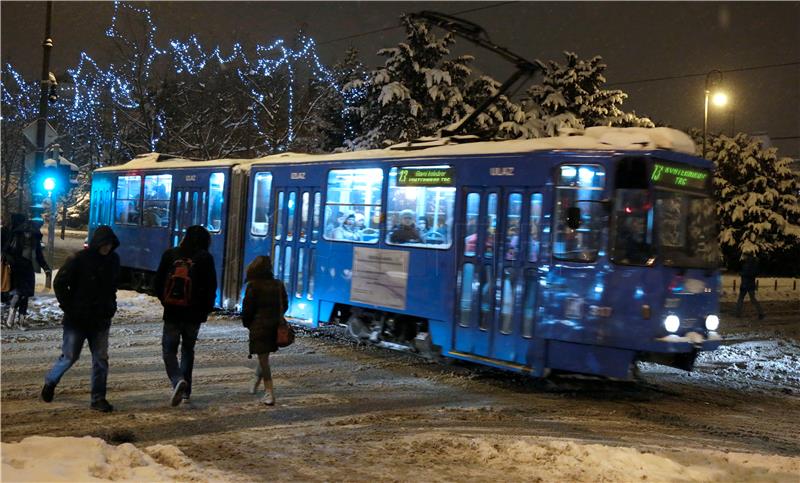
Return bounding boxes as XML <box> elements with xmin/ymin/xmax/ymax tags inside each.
<box><xmin>350</xmin><ymin>247</ymin><xmax>409</xmax><ymax>310</ymax></box>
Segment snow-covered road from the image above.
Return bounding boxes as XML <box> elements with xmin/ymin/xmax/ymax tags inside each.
<box><xmin>2</xmin><ymin>287</ymin><xmax>799</xmax><ymax>482</ymax></box>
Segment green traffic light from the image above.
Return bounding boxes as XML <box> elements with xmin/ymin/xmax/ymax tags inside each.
<box><xmin>43</xmin><ymin>177</ymin><xmax>56</xmax><ymax>191</ymax></box>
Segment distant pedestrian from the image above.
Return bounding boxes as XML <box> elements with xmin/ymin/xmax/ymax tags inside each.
<box><xmin>241</xmin><ymin>255</ymin><xmax>287</xmax><ymax>406</ymax></box>
<box><xmin>41</xmin><ymin>225</ymin><xmax>120</xmax><ymax>412</ymax></box>
<box><xmin>3</xmin><ymin>214</ymin><xmax>51</xmax><ymax>330</ymax></box>
<box><xmin>735</xmin><ymin>254</ymin><xmax>765</xmax><ymax>320</ymax></box>
<box><xmin>154</xmin><ymin>225</ymin><xmax>217</xmax><ymax>406</ymax></box>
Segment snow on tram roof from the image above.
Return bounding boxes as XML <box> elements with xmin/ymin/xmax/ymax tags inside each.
<box><xmin>96</xmin><ymin>127</ymin><xmax>696</xmax><ymax>172</ymax></box>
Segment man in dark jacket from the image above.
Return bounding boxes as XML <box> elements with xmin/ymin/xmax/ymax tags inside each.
<box><xmin>2</xmin><ymin>214</ymin><xmax>51</xmax><ymax>329</ymax></box>
<box><xmin>41</xmin><ymin>225</ymin><xmax>120</xmax><ymax>412</ymax></box>
<box><xmin>154</xmin><ymin>225</ymin><xmax>217</xmax><ymax>406</ymax></box>
<box><xmin>735</xmin><ymin>255</ymin><xmax>765</xmax><ymax>320</ymax></box>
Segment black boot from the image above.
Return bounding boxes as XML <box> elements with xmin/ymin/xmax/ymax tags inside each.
<box><xmin>41</xmin><ymin>382</ymin><xmax>56</xmax><ymax>403</ymax></box>
<box><xmin>90</xmin><ymin>399</ymin><xmax>114</xmax><ymax>412</ymax></box>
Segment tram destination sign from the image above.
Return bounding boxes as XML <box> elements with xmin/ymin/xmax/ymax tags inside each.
<box><xmin>397</xmin><ymin>167</ymin><xmax>454</xmax><ymax>186</ymax></box>
<box><xmin>650</xmin><ymin>161</ymin><xmax>709</xmax><ymax>192</ymax></box>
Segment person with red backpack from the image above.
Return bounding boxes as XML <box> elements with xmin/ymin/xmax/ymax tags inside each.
<box><xmin>154</xmin><ymin>225</ymin><xmax>217</xmax><ymax>406</ymax></box>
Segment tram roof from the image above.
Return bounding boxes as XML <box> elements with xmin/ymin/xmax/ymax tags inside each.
<box><xmin>95</xmin><ymin>127</ymin><xmax>697</xmax><ymax>173</ymax></box>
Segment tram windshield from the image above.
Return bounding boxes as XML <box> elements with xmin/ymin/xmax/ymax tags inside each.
<box><xmin>611</xmin><ymin>159</ymin><xmax>719</xmax><ymax>268</ymax></box>
<box><xmin>654</xmin><ymin>190</ymin><xmax>719</xmax><ymax>268</ymax></box>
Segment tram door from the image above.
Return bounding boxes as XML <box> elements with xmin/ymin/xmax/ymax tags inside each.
<box><xmin>455</xmin><ymin>187</ymin><xmax>540</xmax><ymax>363</ymax></box>
<box><xmin>271</xmin><ymin>187</ymin><xmax>322</xmax><ymax>321</ymax></box>
<box><xmin>170</xmin><ymin>188</ymin><xmax>207</xmax><ymax>247</ymax></box>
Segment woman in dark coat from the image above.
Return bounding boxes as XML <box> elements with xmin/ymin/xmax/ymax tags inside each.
<box><xmin>241</xmin><ymin>255</ymin><xmax>287</xmax><ymax>405</ymax></box>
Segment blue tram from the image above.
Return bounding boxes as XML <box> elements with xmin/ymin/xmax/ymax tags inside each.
<box><xmin>90</xmin><ymin>127</ymin><xmax>722</xmax><ymax>378</ymax></box>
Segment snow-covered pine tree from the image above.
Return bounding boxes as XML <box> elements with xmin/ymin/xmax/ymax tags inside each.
<box><xmin>707</xmin><ymin>132</ymin><xmax>800</xmax><ymax>269</ymax></box>
<box><xmin>522</xmin><ymin>52</ymin><xmax>653</xmax><ymax>137</ymax></box>
<box><xmin>460</xmin><ymin>75</ymin><xmax>528</xmax><ymax>139</ymax></box>
<box><xmin>347</xmin><ymin>15</ymin><xmax>475</xmax><ymax>149</ymax></box>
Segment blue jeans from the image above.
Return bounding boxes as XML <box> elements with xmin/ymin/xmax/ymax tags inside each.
<box><xmin>45</xmin><ymin>326</ymin><xmax>109</xmax><ymax>403</ymax></box>
<box><xmin>162</xmin><ymin>321</ymin><xmax>200</xmax><ymax>397</ymax></box>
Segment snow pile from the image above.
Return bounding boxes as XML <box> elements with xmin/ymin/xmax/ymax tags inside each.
<box><xmin>641</xmin><ymin>337</ymin><xmax>800</xmax><ymax>393</ymax></box>
<box><xmin>1</xmin><ymin>436</ymin><xmax>226</xmax><ymax>482</ymax></box>
<box><xmin>696</xmin><ymin>339</ymin><xmax>800</xmax><ymax>390</ymax></box>
<box><xmin>384</xmin><ymin>432</ymin><xmax>800</xmax><ymax>482</ymax></box>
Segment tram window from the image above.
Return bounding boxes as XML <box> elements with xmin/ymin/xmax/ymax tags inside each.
<box><xmin>655</xmin><ymin>191</ymin><xmax>719</xmax><ymax>268</ymax></box>
<box><xmin>312</xmin><ymin>192</ymin><xmax>321</xmax><ymax>242</ymax></box>
<box><xmin>307</xmin><ymin>249</ymin><xmax>315</xmax><ymax>300</ymax></box>
<box><xmin>505</xmin><ymin>193</ymin><xmax>523</xmax><ymax>261</ymax></box>
<box><xmin>115</xmin><ymin>175</ymin><xmax>141</xmax><ymax>225</ymax></box>
<box><xmin>522</xmin><ymin>269</ymin><xmax>538</xmax><ymax>338</ymax></box>
<box><xmin>500</xmin><ymin>268</ymin><xmax>515</xmax><ymax>334</ymax></box>
<box><xmin>553</xmin><ymin>165</ymin><xmax>606</xmax><ymax>263</ymax></box>
<box><xmin>459</xmin><ymin>263</ymin><xmax>475</xmax><ymax>327</ymax></box>
<box><xmin>300</xmin><ymin>192</ymin><xmax>310</xmax><ymax>242</ymax></box>
<box><xmin>207</xmin><ymin>172</ymin><xmax>225</xmax><ymax>232</ymax></box>
<box><xmin>528</xmin><ymin>193</ymin><xmax>543</xmax><ymax>262</ymax></box>
<box><xmin>283</xmin><ymin>245</ymin><xmax>292</xmax><ymax>287</ymax></box>
<box><xmin>286</xmin><ymin>192</ymin><xmax>296</xmax><ymax>241</ymax></box>
<box><xmin>484</xmin><ymin>193</ymin><xmax>498</xmax><ymax>258</ymax></box>
<box><xmin>142</xmin><ymin>175</ymin><xmax>172</xmax><ymax>228</ymax></box>
<box><xmin>251</xmin><ymin>172</ymin><xmax>273</xmax><ymax>236</ymax></box>
<box><xmin>191</xmin><ymin>192</ymin><xmax>202</xmax><ymax>226</ymax></box>
<box><xmin>385</xmin><ymin>166</ymin><xmax>456</xmax><ymax>248</ymax></box>
<box><xmin>296</xmin><ymin>248</ymin><xmax>305</xmax><ymax>297</ymax></box>
<box><xmin>611</xmin><ymin>189</ymin><xmax>654</xmax><ymax>265</ymax></box>
<box><xmin>464</xmin><ymin>193</ymin><xmax>480</xmax><ymax>256</ymax></box>
<box><xmin>174</xmin><ymin>191</ymin><xmax>184</xmax><ymax>231</ymax></box>
<box><xmin>275</xmin><ymin>191</ymin><xmax>285</xmax><ymax>240</ymax></box>
<box><xmin>323</xmin><ymin>168</ymin><xmax>383</xmax><ymax>244</ymax></box>
<box><xmin>479</xmin><ymin>264</ymin><xmax>494</xmax><ymax>330</ymax></box>
<box><xmin>273</xmin><ymin>245</ymin><xmax>282</xmax><ymax>279</ymax></box>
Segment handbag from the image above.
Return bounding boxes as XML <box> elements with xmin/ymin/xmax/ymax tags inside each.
<box><xmin>1</xmin><ymin>262</ymin><xmax>11</xmax><ymax>293</ymax></box>
<box><xmin>276</xmin><ymin>318</ymin><xmax>295</xmax><ymax>348</ymax></box>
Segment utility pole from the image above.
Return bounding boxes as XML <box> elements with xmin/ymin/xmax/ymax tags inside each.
<box><xmin>30</xmin><ymin>1</ymin><xmax>54</xmax><ymax>226</ymax></box>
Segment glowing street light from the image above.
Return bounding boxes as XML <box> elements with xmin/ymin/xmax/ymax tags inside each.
<box><xmin>712</xmin><ymin>91</ymin><xmax>729</xmax><ymax>107</ymax></box>
<box><xmin>703</xmin><ymin>70</ymin><xmax>729</xmax><ymax>158</ymax></box>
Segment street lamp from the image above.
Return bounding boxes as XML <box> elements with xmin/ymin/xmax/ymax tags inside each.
<box><xmin>703</xmin><ymin>69</ymin><xmax>728</xmax><ymax>158</ymax></box>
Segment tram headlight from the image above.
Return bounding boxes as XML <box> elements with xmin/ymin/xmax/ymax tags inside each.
<box><xmin>705</xmin><ymin>314</ymin><xmax>720</xmax><ymax>331</ymax></box>
<box><xmin>664</xmin><ymin>315</ymin><xmax>680</xmax><ymax>333</ymax></box>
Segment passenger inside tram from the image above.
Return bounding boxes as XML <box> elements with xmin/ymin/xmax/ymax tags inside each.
<box><xmin>331</xmin><ymin>212</ymin><xmax>362</xmax><ymax>241</ymax></box>
<box><xmin>389</xmin><ymin>209</ymin><xmax>423</xmax><ymax>244</ymax></box>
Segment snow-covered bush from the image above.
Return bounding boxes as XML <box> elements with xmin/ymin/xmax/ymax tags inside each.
<box><xmin>705</xmin><ymin>132</ymin><xmax>800</xmax><ymax>273</ymax></box>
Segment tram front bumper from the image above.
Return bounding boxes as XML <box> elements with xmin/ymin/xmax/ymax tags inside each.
<box><xmin>653</xmin><ymin>331</ymin><xmax>722</xmax><ymax>352</ymax></box>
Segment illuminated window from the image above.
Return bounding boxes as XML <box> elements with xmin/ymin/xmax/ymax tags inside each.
<box><xmin>250</xmin><ymin>173</ymin><xmax>272</xmax><ymax>236</ymax></box>
<box><xmin>251</xmin><ymin>172</ymin><xmax>273</xmax><ymax>236</ymax></box>
<box><xmin>115</xmin><ymin>175</ymin><xmax>141</xmax><ymax>225</ymax></box>
<box><xmin>386</xmin><ymin>166</ymin><xmax>455</xmax><ymax>248</ymax></box>
<box><xmin>207</xmin><ymin>172</ymin><xmax>225</xmax><ymax>232</ymax></box>
<box><xmin>142</xmin><ymin>174</ymin><xmax>172</xmax><ymax>228</ymax></box>
<box><xmin>553</xmin><ymin>164</ymin><xmax>606</xmax><ymax>263</ymax></box>
<box><xmin>323</xmin><ymin>168</ymin><xmax>383</xmax><ymax>244</ymax></box>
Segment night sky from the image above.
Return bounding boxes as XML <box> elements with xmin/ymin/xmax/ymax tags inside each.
<box><xmin>2</xmin><ymin>1</ymin><xmax>798</xmax><ymax>157</ymax></box>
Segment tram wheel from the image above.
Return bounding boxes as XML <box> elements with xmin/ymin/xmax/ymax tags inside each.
<box><xmin>346</xmin><ymin>314</ymin><xmax>372</xmax><ymax>340</ymax></box>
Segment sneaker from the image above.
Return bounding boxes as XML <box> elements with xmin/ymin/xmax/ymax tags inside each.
<box><xmin>171</xmin><ymin>379</ymin><xmax>187</xmax><ymax>407</ymax></box>
<box><xmin>261</xmin><ymin>392</ymin><xmax>275</xmax><ymax>406</ymax></box>
<box><xmin>41</xmin><ymin>383</ymin><xmax>56</xmax><ymax>403</ymax></box>
<box><xmin>90</xmin><ymin>399</ymin><xmax>114</xmax><ymax>413</ymax></box>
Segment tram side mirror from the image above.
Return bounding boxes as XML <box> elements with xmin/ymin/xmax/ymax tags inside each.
<box><xmin>566</xmin><ymin>207</ymin><xmax>582</xmax><ymax>229</ymax></box>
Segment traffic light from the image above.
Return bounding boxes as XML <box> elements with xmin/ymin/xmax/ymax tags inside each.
<box><xmin>42</xmin><ymin>170</ymin><xmax>58</xmax><ymax>192</ymax></box>
<box><xmin>38</xmin><ymin>145</ymin><xmax>79</xmax><ymax>195</ymax></box>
